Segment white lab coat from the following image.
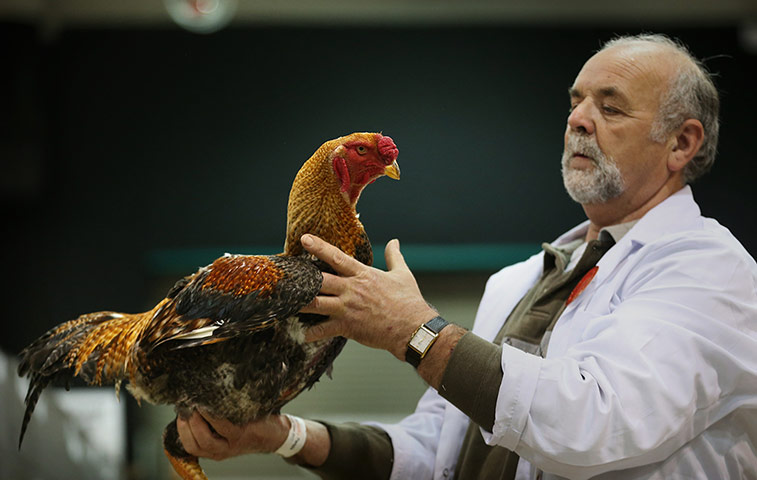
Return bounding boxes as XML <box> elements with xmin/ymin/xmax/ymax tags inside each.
<box><xmin>373</xmin><ymin>186</ymin><xmax>757</xmax><ymax>479</ymax></box>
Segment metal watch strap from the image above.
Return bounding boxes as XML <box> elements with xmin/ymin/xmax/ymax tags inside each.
<box><xmin>406</xmin><ymin>316</ymin><xmax>450</xmax><ymax>368</ymax></box>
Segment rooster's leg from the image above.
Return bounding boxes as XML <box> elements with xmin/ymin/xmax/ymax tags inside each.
<box><xmin>163</xmin><ymin>417</ymin><xmax>209</xmax><ymax>480</ymax></box>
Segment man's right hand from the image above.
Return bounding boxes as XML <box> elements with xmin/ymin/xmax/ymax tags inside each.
<box><xmin>176</xmin><ymin>410</ymin><xmax>331</xmax><ymax>466</ymax></box>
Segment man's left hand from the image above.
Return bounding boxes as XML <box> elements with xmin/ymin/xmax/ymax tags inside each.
<box><xmin>299</xmin><ymin>234</ymin><xmax>438</xmax><ymax>361</ymax></box>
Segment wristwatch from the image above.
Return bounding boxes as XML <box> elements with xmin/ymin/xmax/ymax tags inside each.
<box><xmin>405</xmin><ymin>316</ymin><xmax>449</xmax><ymax>368</ymax></box>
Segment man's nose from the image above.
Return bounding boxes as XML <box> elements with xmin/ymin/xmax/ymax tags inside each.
<box><xmin>567</xmin><ymin>101</ymin><xmax>595</xmax><ymax>135</ymax></box>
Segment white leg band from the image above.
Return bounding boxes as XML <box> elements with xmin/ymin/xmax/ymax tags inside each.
<box><xmin>274</xmin><ymin>414</ymin><xmax>307</xmax><ymax>458</ymax></box>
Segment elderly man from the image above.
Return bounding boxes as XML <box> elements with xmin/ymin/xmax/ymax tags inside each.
<box><xmin>177</xmin><ymin>34</ymin><xmax>757</xmax><ymax>479</ymax></box>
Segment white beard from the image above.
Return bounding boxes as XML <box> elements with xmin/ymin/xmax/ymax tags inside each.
<box><xmin>561</xmin><ymin>133</ymin><xmax>625</xmax><ymax>204</ymax></box>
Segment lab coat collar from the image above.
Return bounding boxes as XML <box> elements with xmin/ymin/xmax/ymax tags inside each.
<box><xmin>550</xmin><ymin>185</ymin><xmax>700</xmax><ymax>249</ymax></box>
<box><xmin>560</xmin><ymin>185</ymin><xmax>702</xmax><ymax>307</ymax></box>
<box><xmin>621</xmin><ymin>185</ymin><xmax>701</xmax><ymax>247</ymax></box>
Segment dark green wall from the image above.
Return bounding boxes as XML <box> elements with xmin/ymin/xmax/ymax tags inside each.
<box><xmin>2</xmin><ymin>23</ymin><xmax>755</xmax><ymax>353</ymax></box>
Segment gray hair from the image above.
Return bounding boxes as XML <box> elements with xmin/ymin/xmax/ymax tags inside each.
<box><xmin>601</xmin><ymin>34</ymin><xmax>720</xmax><ymax>183</ymax></box>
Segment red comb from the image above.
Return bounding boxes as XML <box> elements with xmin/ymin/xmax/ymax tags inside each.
<box><xmin>377</xmin><ymin>135</ymin><xmax>398</xmax><ymax>165</ymax></box>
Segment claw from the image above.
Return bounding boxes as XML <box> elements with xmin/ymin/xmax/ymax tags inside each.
<box><xmin>164</xmin><ymin>449</ymin><xmax>208</xmax><ymax>480</ymax></box>
<box><xmin>163</xmin><ymin>416</ymin><xmax>208</xmax><ymax>480</ymax></box>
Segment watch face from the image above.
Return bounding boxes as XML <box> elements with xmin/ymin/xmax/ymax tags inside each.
<box><xmin>410</xmin><ymin>327</ymin><xmax>436</xmax><ymax>354</ymax></box>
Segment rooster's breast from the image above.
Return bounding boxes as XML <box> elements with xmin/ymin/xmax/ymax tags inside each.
<box><xmin>132</xmin><ymin>314</ymin><xmax>345</xmax><ymax>424</ymax></box>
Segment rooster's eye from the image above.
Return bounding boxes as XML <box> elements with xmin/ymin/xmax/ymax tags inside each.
<box><xmin>356</xmin><ymin>146</ymin><xmax>368</xmax><ymax>155</ymax></box>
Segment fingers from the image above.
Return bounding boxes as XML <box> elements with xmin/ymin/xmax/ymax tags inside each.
<box><xmin>304</xmin><ymin>319</ymin><xmax>340</xmax><ymax>343</ymax></box>
<box><xmin>176</xmin><ymin>415</ymin><xmax>201</xmax><ymax>455</ymax></box>
<box><xmin>178</xmin><ymin>411</ymin><xmax>230</xmax><ymax>460</ymax></box>
<box><xmin>197</xmin><ymin>409</ymin><xmax>236</xmax><ymax>438</ymax></box>
<box><xmin>384</xmin><ymin>239</ymin><xmax>409</xmax><ymax>272</ymax></box>
<box><xmin>179</xmin><ymin>411</ymin><xmax>296</xmax><ymax>460</ymax></box>
<box><xmin>300</xmin><ymin>294</ymin><xmax>343</xmax><ymax>316</ymax></box>
<box><xmin>301</xmin><ymin>234</ymin><xmax>364</xmax><ymax>276</ymax></box>
<box><xmin>319</xmin><ymin>272</ymin><xmax>346</xmax><ymax>296</ymax></box>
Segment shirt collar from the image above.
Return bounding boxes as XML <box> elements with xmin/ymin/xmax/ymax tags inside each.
<box><xmin>544</xmin><ymin>220</ymin><xmax>636</xmax><ymax>273</ymax></box>
<box><xmin>600</xmin><ymin>220</ymin><xmax>638</xmax><ymax>243</ymax></box>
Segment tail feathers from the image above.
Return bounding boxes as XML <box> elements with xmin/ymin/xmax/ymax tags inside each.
<box><xmin>18</xmin><ymin>312</ymin><xmax>113</xmax><ymax>377</ymax></box>
<box><xmin>18</xmin><ymin>373</ymin><xmax>51</xmax><ymax>449</ymax></box>
<box><xmin>17</xmin><ymin>310</ymin><xmax>144</xmax><ymax>449</ymax></box>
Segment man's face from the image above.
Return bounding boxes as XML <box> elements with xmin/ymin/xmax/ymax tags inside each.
<box><xmin>562</xmin><ymin>44</ymin><xmax>675</xmax><ymax>207</ymax></box>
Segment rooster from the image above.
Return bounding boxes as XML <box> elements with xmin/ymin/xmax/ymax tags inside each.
<box><xmin>17</xmin><ymin>132</ymin><xmax>400</xmax><ymax>480</ymax></box>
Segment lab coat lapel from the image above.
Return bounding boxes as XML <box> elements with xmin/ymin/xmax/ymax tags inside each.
<box><xmin>556</xmin><ymin>186</ymin><xmax>702</xmax><ymax>323</ymax></box>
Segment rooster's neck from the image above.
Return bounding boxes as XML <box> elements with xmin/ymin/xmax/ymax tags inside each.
<box><xmin>282</xmin><ymin>159</ymin><xmax>372</xmax><ymax>266</ymax></box>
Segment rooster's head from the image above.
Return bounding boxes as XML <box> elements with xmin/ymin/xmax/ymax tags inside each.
<box><xmin>329</xmin><ymin>133</ymin><xmax>400</xmax><ymax>205</ymax></box>
<box><xmin>284</xmin><ymin>132</ymin><xmax>400</xmax><ymax>260</ymax></box>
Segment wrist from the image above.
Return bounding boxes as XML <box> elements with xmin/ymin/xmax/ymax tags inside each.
<box><xmin>392</xmin><ymin>307</ymin><xmax>438</xmax><ymax>361</ymax></box>
<box><xmin>274</xmin><ymin>414</ymin><xmax>307</xmax><ymax>458</ymax></box>
<box><xmin>255</xmin><ymin>414</ymin><xmax>290</xmax><ymax>455</ymax></box>
<box><xmin>287</xmin><ymin>420</ymin><xmax>330</xmax><ymax>468</ymax></box>
<box><xmin>405</xmin><ymin>316</ymin><xmax>450</xmax><ymax>368</ymax></box>
<box><xmin>417</xmin><ymin>324</ymin><xmax>466</xmax><ymax>389</ymax></box>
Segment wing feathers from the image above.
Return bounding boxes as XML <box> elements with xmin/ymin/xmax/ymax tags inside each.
<box><xmin>165</xmin><ymin>325</ymin><xmax>219</xmax><ymax>341</ymax></box>
<box><xmin>144</xmin><ymin>254</ymin><xmax>322</xmax><ymax>351</ymax></box>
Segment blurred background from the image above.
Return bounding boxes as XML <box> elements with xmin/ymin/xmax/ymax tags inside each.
<box><xmin>1</xmin><ymin>0</ymin><xmax>755</xmax><ymax>478</ymax></box>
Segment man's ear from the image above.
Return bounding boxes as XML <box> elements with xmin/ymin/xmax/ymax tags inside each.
<box><xmin>668</xmin><ymin>118</ymin><xmax>704</xmax><ymax>173</ymax></box>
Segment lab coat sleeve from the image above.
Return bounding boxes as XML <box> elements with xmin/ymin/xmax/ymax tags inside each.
<box><xmin>483</xmin><ymin>234</ymin><xmax>757</xmax><ymax>478</ymax></box>
<box><xmin>366</xmin><ymin>387</ymin><xmax>447</xmax><ymax>480</ymax></box>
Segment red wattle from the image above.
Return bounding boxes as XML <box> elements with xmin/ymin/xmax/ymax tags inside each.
<box><xmin>333</xmin><ymin>156</ymin><xmax>350</xmax><ymax>193</ymax></box>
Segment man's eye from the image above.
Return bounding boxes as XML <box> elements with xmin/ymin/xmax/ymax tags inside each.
<box><xmin>602</xmin><ymin>105</ymin><xmax>620</xmax><ymax>115</ymax></box>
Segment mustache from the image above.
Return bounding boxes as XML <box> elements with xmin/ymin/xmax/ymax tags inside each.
<box><xmin>563</xmin><ymin>134</ymin><xmax>604</xmax><ymax>163</ymax></box>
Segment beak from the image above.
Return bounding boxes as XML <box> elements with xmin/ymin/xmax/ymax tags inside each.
<box><xmin>384</xmin><ymin>160</ymin><xmax>400</xmax><ymax>180</ymax></box>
